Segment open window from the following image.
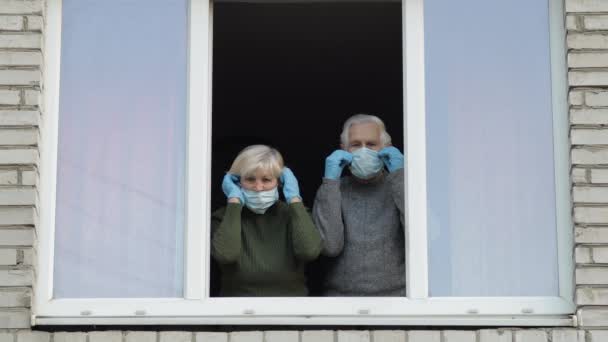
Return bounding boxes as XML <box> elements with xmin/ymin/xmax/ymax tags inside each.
<box><xmin>36</xmin><ymin>0</ymin><xmax>573</xmax><ymax>325</ymax></box>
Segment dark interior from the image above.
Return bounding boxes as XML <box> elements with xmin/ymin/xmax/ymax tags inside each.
<box><xmin>211</xmin><ymin>1</ymin><xmax>403</xmax><ymax>296</ymax></box>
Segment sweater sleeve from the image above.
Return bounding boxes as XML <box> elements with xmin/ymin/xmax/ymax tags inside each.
<box><xmin>288</xmin><ymin>202</ymin><xmax>323</xmax><ymax>262</ymax></box>
<box><xmin>312</xmin><ymin>178</ymin><xmax>345</xmax><ymax>257</ymax></box>
<box><xmin>387</xmin><ymin>168</ymin><xmax>406</xmax><ymax>229</ymax></box>
<box><xmin>211</xmin><ymin>203</ymin><xmax>243</xmax><ymax>264</ymax></box>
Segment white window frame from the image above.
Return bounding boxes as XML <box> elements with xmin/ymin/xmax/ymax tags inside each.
<box><xmin>35</xmin><ymin>0</ymin><xmax>574</xmax><ymax>326</ymax></box>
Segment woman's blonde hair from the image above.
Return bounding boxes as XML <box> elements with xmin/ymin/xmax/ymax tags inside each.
<box><xmin>228</xmin><ymin>145</ymin><xmax>284</xmax><ymax>179</ymax></box>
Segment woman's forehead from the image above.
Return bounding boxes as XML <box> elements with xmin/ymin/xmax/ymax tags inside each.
<box><xmin>243</xmin><ymin>167</ymin><xmax>277</xmax><ymax>178</ymax></box>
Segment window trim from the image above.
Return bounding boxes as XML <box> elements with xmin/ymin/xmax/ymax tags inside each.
<box><xmin>35</xmin><ymin>0</ymin><xmax>575</xmax><ymax>326</ymax></box>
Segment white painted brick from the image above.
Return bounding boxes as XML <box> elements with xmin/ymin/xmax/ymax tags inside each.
<box><xmin>591</xmin><ymin>246</ymin><xmax>608</xmax><ymax>262</ymax></box>
<box><xmin>0</xmin><ymin>34</ymin><xmax>40</xmax><ymax>49</ymax></box>
<box><xmin>408</xmin><ymin>331</ymin><xmax>440</xmax><ymax>342</ymax></box>
<box><xmin>552</xmin><ymin>329</ymin><xmax>584</xmax><ymax>342</ymax></box>
<box><xmin>23</xmin><ymin>90</ymin><xmax>38</xmax><ymax>106</ymax></box>
<box><xmin>584</xmin><ymin>15</ymin><xmax>608</xmax><ymax>30</ymax></box>
<box><xmin>592</xmin><ymin>169</ymin><xmax>608</xmax><ymax>183</ymax></box>
<box><xmin>0</xmin><ymin>52</ymin><xmax>41</xmax><ymax>66</ymax></box>
<box><xmin>22</xmin><ymin>248</ymin><xmax>32</xmax><ymax>265</ymax></box>
<box><xmin>570</xmin><ymin>71</ymin><xmax>608</xmax><ymax>87</ymax></box>
<box><xmin>575</xmin><ymin>207</ymin><xmax>608</xmax><ymax>224</ymax></box>
<box><xmin>577</xmin><ymin>267</ymin><xmax>608</xmax><ymax>284</ymax></box>
<box><xmin>567</xmin><ymin>0</ymin><xmax>608</xmax><ymax>12</ymax></box>
<box><xmin>569</xmin><ymin>52</ymin><xmax>608</xmax><ymax>68</ymax></box>
<box><xmin>0</xmin><ymin>170</ymin><xmax>18</xmax><ymax>185</ymax></box>
<box><xmin>159</xmin><ymin>331</ymin><xmax>192</xmax><ymax>342</ymax></box>
<box><xmin>229</xmin><ymin>332</ymin><xmax>263</xmax><ymax>342</ymax></box>
<box><xmin>588</xmin><ymin>91</ymin><xmax>608</xmax><ymax>107</ymax></box>
<box><xmin>337</xmin><ymin>331</ymin><xmax>369</xmax><ymax>342</ymax></box>
<box><xmin>0</xmin><ymin>111</ymin><xmax>38</xmax><ymax>126</ymax></box>
<box><xmin>0</xmin><ymin>149</ymin><xmax>37</xmax><ymax>164</ymax></box>
<box><xmin>568</xmin><ymin>34</ymin><xmax>608</xmax><ymax>49</ymax></box>
<box><xmin>17</xmin><ymin>331</ymin><xmax>50</xmax><ymax>342</ymax></box>
<box><xmin>0</xmin><ymin>90</ymin><xmax>20</xmax><ymax>105</ymax></box>
<box><xmin>0</xmin><ymin>16</ymin><xmax>22</xmax><ymax>30</ymax></box>
<box><xmin>589</xmin><ymin>330</ymin><xmax>608</xmax><ymax>342</ymax></box>
<box><xmin>572</xmin><ymin>129</ymin><xmax>608</xmax><ymax>145</ymax></box>
<box><xmin>0</xmin><ymin>229</ymin><xmax>33</xmax><ymax>245</ymax></box>
<box><xmin>195</xmin><ymin>332</ymin><xmax>228</xmax><ymax>342</ymax></box>
<box><xmin>0</xmin><ymin>129</ymin><xmax>37</xmax><ymax>145</ymax></box>
<box><xmin>125</xmin><ymin>332</ymin><xmax>156</xmax><ymax>342</ymax></box>
<box><xmin>0</xmin><ymin>269</ymin><xmax>31</xmax><ymax>286</ymax></box>
<box><xmin>0</xmin><ymin>207</ymin><xmax>34</xmax><ymax>225</ymax></box>
<box><xmin>576</xmin><ymin>246</ymin><xmax>593</xmax><ymax>263</ymax></box>
<box><xmin>479</xmin><ymin>330</ymin><xmax>512</xmax><ymax>342</ymax></box>
<box><xmin>370</xmin><ymin>331</ymin><xmax>405</xmax><ymax>342</ymax></box>
<box><xmin>20</xmin><ymin>170</ymin><xmax>35</xmax><ymax>186</ymax></box>
<box><xmin>89</xmin><ymin>331</ymin><xmax>122</xmax><ymax>342</ymax></box>
<box><xmin>25</xmin><ymin>16</ymin><xmax>41</xmax><ymax>31</ymax></box>
<box><xmin>0</xmin><ymin>288</ymin><xmax>30</xmax><ymax>307</ymax></box>
<box><xmin>159</xmin><ymin>332</ymin><xmax>190</xmax><ymax>342</ymax></box>
<box><xmin>301</xmin><ymin>330</ymin><xmax>333</xmax><ymax>342</ymax></box>
<box><xmin>574</xmin><ymin>186</ymin><xmax>608</xmax><ymax>203</ymax></box>
<box><xmin>580</xmin><ymin>308</ymin><xmax>608</xmax><ymax>326</ymax></box>
<box><xmin>0</xmin><ymin>188</ymin><xmax>35</xmax><ymax>205</ymax></box>
<box><xmin>443</xmin><ymin>331</ymin><xmax>475</xmax><ymax>342</ymax></box>
<box><xmin>53</xmin><ymin>333</ymin><xmax>86</xmax><ymax>342</ymax></box>
<box><xmin>0</xmin><ymin>70</ymin><xmax>39</xmax><ymax>86</ymax></box>
<box><xmin>573</xmin><ymin>147</ymin><xmax>608</xmax><ymax>165</ymax></box>
<box><xmin>572</xmin><ymin>109</ymin><xmax>608</xmax><ymax>125</ymax></box>
<box><xmin>573</xmin><ymin>168</ymin><xmax>588</xmax><ymax>183</ymax></box>
<box><xmin>0</xmin><ymin>249</ymin><xmax>17</xmax><ymax>265</ymax></box>
<box><xmin>567</xmin><ymin>15</ymin><xmax>579</xmax><ymax>30</ymax></box>
<box><xmin>577</xmin><ymin>287</ymin><xmax>608</xmax><ymax>305</ymax></box>
<box><xmin>264</xmin><ymin>331</ymin><xmax>298</xmax><ymax>342</ymax></box>
<box><xmin>570</xmin><ymin>90</ymin><xmax>585</xmax><ymax>106</ymax></box>
<box><xmin>0</xmin><ymin>332</ymin><xmax>13</xmax><ymax>342</ymax></box>
<box><xmin>0</xmin><ymin>309</ymin><xmax>29</xmax><ymax>328</ymax></box>
<box><xmin>513</xmin><ymin>330</ymin><xmax>547</xmax><ymax>342</ymax></box>
<box><xmin>0</xmin><ymin>1</ymin><xmax>42</xmax><ymax>14</ymax></box>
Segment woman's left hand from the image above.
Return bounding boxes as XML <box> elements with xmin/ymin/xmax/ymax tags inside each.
<box><xmin>280</xmin><ymin>167</ymin><xmax>301</xmax><ymax>203</ymax></box>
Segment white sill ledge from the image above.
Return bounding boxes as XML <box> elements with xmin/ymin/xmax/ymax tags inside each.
<box><xmin>33</xmin><ymin>315</ymin><xmax>576</xmax><ymax>327</ymax></box>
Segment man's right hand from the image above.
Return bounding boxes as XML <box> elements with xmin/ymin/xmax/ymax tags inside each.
<box><xmin>324</xmin><ymin>150</ymin><xmax>353</xmax><ymax>180</ymax></box>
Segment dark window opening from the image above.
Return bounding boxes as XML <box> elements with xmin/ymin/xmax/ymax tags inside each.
<box><xmin>211</xmin><ymin>1</ymin><xmax>403</xmax><ymax>297</ymax></box>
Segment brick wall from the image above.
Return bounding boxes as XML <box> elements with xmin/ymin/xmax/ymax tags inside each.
<box><xmin>0</xmin><ymin>0</ymin><xmax>607</xmax><ymax>341</ymax></box>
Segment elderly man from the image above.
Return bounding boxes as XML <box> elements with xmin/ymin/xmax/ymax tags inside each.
<box><xmin>313</xmin><ymin>114</ymin><xmax>405</xmax><ymax>296</ymax></box>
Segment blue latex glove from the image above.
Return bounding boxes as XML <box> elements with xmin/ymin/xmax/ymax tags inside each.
<box><xmin>378</xmin><ymin>146</ymin><xmax>405</xmax><ymax>173</ymax></box>
<box><xmin>280</xmin><ymin>167</ymin><xmax>301</xmax><ymax>203</ymax></box>
<box><xmin>222</xmin><ymin>173</ymin><xmax>244</xmax><ymax>203</ymax></box>
<box><xmin>324</xmin><ymin>150</ymin><xmax>353</xmax><ymax>180</ymax></box>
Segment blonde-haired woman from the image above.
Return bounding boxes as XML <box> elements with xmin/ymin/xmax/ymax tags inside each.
<box><xmin>211</xmin><ymin>145</ymin><xmax>322</xmax><ymax>296</ymax></box>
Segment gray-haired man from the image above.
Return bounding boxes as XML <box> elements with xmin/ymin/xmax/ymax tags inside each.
<box><xmin>313</xmin><ymin>114</ymin><xmax>406</xmax><ymax>296</ymax></box>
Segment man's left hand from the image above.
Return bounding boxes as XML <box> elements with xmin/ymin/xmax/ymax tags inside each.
<box><xmin>379</xmin><ymin>146</ymin><xmax>404</xmax><ymax>173</ymax></box>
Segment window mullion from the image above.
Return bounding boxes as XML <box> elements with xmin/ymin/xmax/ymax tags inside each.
<box><xmin>404</xmin><ymin>0</ymin><xmax>429</xmax><ymax>300</ymax></box>
<box><xmin>185</xmin><ymin>0</ymin><xmax>212</xmax><ymax>300</ymax></box>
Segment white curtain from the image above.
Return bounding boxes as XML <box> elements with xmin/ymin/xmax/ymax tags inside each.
<box><xmin>425</xmin><ymin>0</ymin><xmax>559</xmax><ymax>296</ymax></box>
<box><xmin>53</xmin><ymin>0</ymin><xmax>188</xmax><ymax>298</ymax></box>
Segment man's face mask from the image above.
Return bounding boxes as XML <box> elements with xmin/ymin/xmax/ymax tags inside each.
<box><xmin>349</xmin><ymin>147</ymin><xmax>384</xmax><ymax>179</ymax></box>
<box><xmin>241</xmin><ymin>187</ymin><xmax>279</xmax><ymax>214</ymax></box>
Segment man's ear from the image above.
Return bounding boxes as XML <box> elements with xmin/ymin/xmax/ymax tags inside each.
<box><xmin>340</xmin><ymin>143</ymin><xmax>346</xmax><ymax>150</ymax></box>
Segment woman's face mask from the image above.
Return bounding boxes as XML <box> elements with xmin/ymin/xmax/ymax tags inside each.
<box><xmin>241</xmin><ymin>187</ymin><xmax>279</xmax><ymax>214</ymax></box>
<box><xmin>349</xmin><ymin>147</ymin><xmax>384</xmax><ymax>179</ymax></box>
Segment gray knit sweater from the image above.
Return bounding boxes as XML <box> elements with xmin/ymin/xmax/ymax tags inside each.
<box><xmin>312</xmin><ymin>169</ymin><xmax>406</xmax><ymax>296</ymax></box>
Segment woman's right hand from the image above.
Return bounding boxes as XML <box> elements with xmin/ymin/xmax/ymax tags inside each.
<box><xmin>222</xmin><ymin>173</ymin><xmax>244</xmax><ymax>204</ymax></box>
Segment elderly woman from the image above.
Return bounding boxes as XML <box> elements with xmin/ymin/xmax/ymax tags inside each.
<box><xmin>211</xmin><ymin>145</ymin><xmax>322</xmax><ymax>297</ymax></box>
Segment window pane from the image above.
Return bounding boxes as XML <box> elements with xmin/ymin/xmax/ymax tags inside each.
<box><xmin>53</xmin><ymin>0</ymin><xmax>188</xmax><ymax>298</ymax></box>
<box><xmin>425</xmin><ymin>0</ymin><xmax>559</xmax><ymax>296</ymax></box>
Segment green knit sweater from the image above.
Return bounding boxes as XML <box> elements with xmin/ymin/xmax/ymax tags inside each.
<box><xmin>211</xmin><ymin>201</ymin><xmax>322</xmax><ymax>297</ymax></box>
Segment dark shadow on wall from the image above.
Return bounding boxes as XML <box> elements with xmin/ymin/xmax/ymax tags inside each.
<box><xmin>211</xmin><ymin>1</ymin><xmax>403</xmax><ymax>297</ymax></box>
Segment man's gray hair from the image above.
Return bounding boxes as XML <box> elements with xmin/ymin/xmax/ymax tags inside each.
<box><xmin>340</xmin><ymin>114</ymin><xmax>392</xmax><ymax>147</ymax></box>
